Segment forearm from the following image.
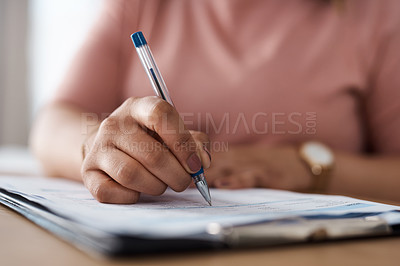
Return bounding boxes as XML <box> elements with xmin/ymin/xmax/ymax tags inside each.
<box><xmin>30</xmin><ymin>102</ymin><xmax>99</xmax><ymax>181</ymax></box>
<box><xmin>327</xmin><ymin>152</ymin><xmax>400</xmax><ymax>202</ymax></box>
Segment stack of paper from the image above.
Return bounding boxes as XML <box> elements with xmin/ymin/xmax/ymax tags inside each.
<box><xmin>0</xmin><ymin>175</ymin><xmax>399</xmax><ymax>256</ymax></box>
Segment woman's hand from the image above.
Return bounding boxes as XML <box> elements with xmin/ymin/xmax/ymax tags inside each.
<box><xmin>206</xmin><ymin>145</ymin><xmax>313</xmax><ymax>192</ymax></box>
<box><xmin>81</xmin><ymin>96</ymin><xmax>211</xmax><ymax>204</ymax></box>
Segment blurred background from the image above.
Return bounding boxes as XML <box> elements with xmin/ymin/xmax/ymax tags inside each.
<box><xmin>0</xmin><ymin>0</ymin><xmax>103</xmax><ymax>146</ymax></box>
<box><xmin>0</xmin><ymin>0</ymin><xmax>103</xmax><ymax>173</ymax></box>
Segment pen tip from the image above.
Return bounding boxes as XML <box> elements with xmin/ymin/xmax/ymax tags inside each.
<box><xmin>208</xmin><ymin>200</ymin><xmax>212</xmax><ymax>206</ymax></box>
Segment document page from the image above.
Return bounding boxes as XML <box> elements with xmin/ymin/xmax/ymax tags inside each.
<box><xmin>0</xmin><ymin>176</ymin><xmax>399</xmax><ymax>238</ymax></box>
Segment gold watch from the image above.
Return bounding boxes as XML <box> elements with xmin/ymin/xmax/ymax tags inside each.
<box><xmin>299</xmin><ymin>141</ymin><xmax>335</xmax><ymax>193</ymax></box>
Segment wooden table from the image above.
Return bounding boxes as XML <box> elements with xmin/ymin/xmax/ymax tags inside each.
<box><xmin>1</xmin><ymin>203</ymin><xmax>400</xmax><ymax>266</ymax></box>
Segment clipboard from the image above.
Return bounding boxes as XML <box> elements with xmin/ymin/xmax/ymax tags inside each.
<box><xmin>1</xmin><ymin>176</ymin><xmax>399</xmax><ymax>257</ymax></box>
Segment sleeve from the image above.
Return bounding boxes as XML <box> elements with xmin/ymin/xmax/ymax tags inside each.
<box><xmin>52</xmin><ymin>0</ymin><xmax>135</xmax><ymax>116</ymax></box>
<box><xmin>364</xmin><ymin>1</ymin><xmax>400</xmax><ymax>154</ymax></box>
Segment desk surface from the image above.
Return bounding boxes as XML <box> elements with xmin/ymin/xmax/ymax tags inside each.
<box><xmin>1</xmin><ymin>204</ymin><xmax>400</xmax><ymax>266</ymax></box>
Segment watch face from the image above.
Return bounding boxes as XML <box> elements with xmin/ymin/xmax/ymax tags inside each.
<box><xmin>302</xmin><ymin>142</ymin><xmax>334</xmax><ymax>166</ymax></box>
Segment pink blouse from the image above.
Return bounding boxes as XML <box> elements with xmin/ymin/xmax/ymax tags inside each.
<box><xmin>55</xmin><ymin>0</ymin><xmax>400</xmax><ymax>154</ymax></box>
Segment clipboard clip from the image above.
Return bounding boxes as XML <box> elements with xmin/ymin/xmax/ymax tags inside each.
<box><xmin>206</xmin><ymin>216</ymin><xmax>392</xmax><ymax>247</ymax></box>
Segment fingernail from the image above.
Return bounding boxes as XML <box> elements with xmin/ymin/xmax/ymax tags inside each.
<box><xmin>203</xmin><ymin>144</ymin><xmax>212</xmax><ymax>162</ymax></box>
<box><xmin>187</xmin><ymin>153</ymin><xmax>202</xmax><ymax>173</ymax></box>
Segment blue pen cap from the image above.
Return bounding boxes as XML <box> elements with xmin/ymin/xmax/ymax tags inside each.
<box><xmin>190</xmin><ymin>167</ymin><xmax>204</xmax><ymax>178</ymax></box>
<box><xmin>131</xmin><ymin>31</ymin><xmax>147</xmax><ymax>48</ymax></box>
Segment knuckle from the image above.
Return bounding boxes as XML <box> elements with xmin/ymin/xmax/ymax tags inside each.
<box><xmin>124</xmin><ymin>97</ymin><xmax>137</xmax><ymax>106</ymax></box>
<box><xmin>81</xmin><ymin>162</ymin><xmax>90</xmax><ymax>176</ymax></box>
<box><xmin>151</xmin><ymin>98</ymin><xmax>175</xmax><ymax>116</ymax></box>
<box><xmin>81</xmin><ymin>168</ymin><xmax>89</xmax><ymax>183</ymax></box>
<box><xmin>115</xmin><ymin>161</ymin><xmax>137</xmax><ymax>186</ymax></box>
<box><xmin>91</xmin><ymin>182</ymin><xmax>110</xmax><ymax>203</ymax></box>
<box><xmin>174</xmin><ymin>133</ymin><xmax>192</xmax><ymax>152</ymax></box>
<box><xmin>81</xmin><ymin>155</ymin><xmax>99</xmax><ymax>175</ymax></box>
<box><xmin>144</xmin><ymin>150</ymin><xmax>165</xmax><ymax>166</ymax></box>
<box><xmin>99</xmin><ymin>116</ymin><xmax>119</xmax><ymax>135</ymax></box>
<box><xmin>100</xmin><ymin>116</ymin><xmax>116</xmax><ymax>128</ymax></box>
<box><xmin>150</xmin><ymin>99</ymin><xmax>176</xmax><ymax>130</ymax></box>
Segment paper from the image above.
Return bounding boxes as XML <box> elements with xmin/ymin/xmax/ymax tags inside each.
<box><xmin>0</xmin><ymin>175</ymin><xmax>399</xmax><ymax>238</ymax></box>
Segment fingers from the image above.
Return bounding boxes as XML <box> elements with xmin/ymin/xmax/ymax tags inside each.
<box><xmin>81</xmin><ymin>96</ymin><xmax>212</xmax><ymax>204</ymax></box>
<box><xmin>111</xmin><ymin>124</ymin><xmax>192</xmax><ymax>192</ymax></box>
<box><xmin>83</xmin><ymin>170</ymin><xmax>140</xmax><ymax>204</ymax></box>
<box><xmin>127</xmin><ymin>97</ymin><xmax>204</xmax><ymax>174</ymax></box>
<box><xmin>95</xmin><ymin>148</ymin><xmax>168</xmax><ymax>196</ymax></box>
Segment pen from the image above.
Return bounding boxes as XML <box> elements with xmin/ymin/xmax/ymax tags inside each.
<box><xmin>131</xmin><ymin>31</ymin><xmax>212</xmax><ymax>206</ymax></box>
